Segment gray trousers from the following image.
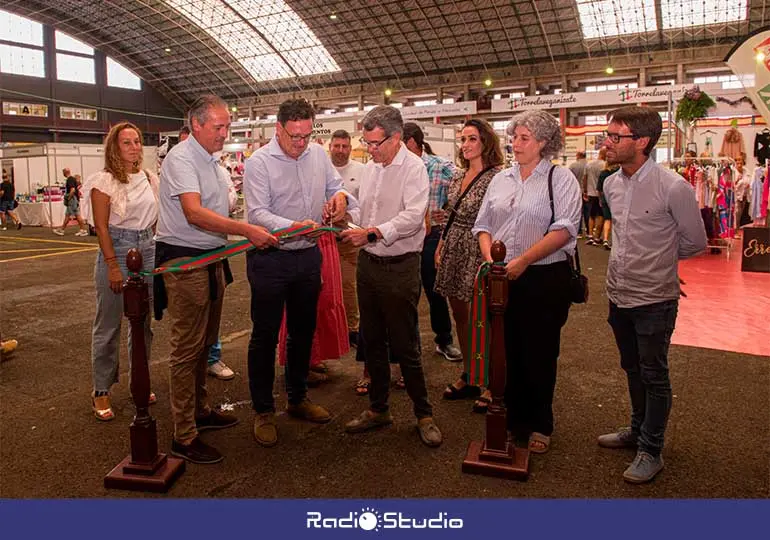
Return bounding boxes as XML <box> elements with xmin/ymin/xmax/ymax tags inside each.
<box><xmin>91</xmin><ymin>226</ymin><xmax>154</xmax><ymax>392</ymax></box>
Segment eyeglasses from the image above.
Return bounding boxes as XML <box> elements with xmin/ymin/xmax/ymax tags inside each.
<box><xmin>604</xmin><ymin>131</ymin><xmax>639</xmax><ymax>144</ymax></box>
<box><xmin>359</xmin><ymin>135</ymin><xmax>391</xmax><ymax>149</ymax></box>
<box><xmin>284</xmin><ymin>132</ymin><xmax>312</xmax><ymax>143</ymax></box>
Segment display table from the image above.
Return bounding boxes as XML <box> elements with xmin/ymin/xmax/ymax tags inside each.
<box><xmin>15</xmin><ymin>202</ymin><xmax>66</xmax><ymax>227</ymax></box>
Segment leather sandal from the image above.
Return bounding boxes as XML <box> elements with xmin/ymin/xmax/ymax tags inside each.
<box><xmin>529</xmin><ymin>432</ymin><xmax>551</xmax><ymax>454</ymax></box>
<box><xmin>393</xmin><ymin>376</ymin><xmax>406</xmax><ymax>390</ymax></box>
<box><xmin>355</xmin><ymin>378</ymin><xmax>370</xmax><ymax>396</ymax></box>
<box><xmin>91</xmin><ymin>392</ymin><xmax>115</xmax><ymax>422</ymax></box>
<box><xmin>443</xmin><ymin>383</ymin><xmax>481</xmax><ymax>401</ymax></box>
<box><xmin>472</xmin><ymin>395</ymin><xmax>491</xmax><ymax>414</ymax></box>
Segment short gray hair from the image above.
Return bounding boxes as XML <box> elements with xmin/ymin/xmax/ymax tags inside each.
<box><xmin>506</xmin><ymin>110</ymin><xmax>563</xmax><ymax>159</ymax></box>
<box><xmin>361</xmin><ymin>105</ymin><xmax>403</xmax><ymax>137</ymax></box>
<box><xmin>187</xmin><ymin>94</ymin><xmax>229</xmax><ymax>127</ymax></box>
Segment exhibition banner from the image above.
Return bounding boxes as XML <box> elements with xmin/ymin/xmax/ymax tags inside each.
<box><xmin>490</xmin><ymin>84</ymin><xmax>694</xmax><ymax>112</ymax></box>
<box><xmin>725</xmin><ymin>28</ymin><xmax>770</xmax><ymax>124</ymax></box>
<box><xmin>400</xmin><ymin>100</ymin><xmax>477</xmax><ymax>119</ymax></box>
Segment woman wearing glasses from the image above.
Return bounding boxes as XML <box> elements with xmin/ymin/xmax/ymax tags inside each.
<box><xmin>472</xmin><ymin>110</ymin><xmax>582</xmax><ymax>454</ymax></box>
<box><xmin>436</xmin><ymin>119</ymin><xmax>502</xmax><ymax>413</ymax></box>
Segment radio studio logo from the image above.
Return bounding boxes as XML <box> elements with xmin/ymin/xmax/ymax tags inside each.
<box><xmin>306</xmin><ymin>506</ymin><xmax>464</xmax><ymax>531</ymax></box>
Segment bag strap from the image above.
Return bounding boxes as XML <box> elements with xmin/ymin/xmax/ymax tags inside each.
<box><xmin>442</xmin><ymin>165</ymin><xmax>495</xmax><ymax>240</ymax></box>
<box><xmin>546</xmin><ymin>165</ymin><xmax>582</xmax><ymax>274</ymax></box>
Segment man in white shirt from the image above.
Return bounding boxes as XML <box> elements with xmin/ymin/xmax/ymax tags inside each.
<box><xmin>330</xmin><ymin>129</ymin><xmax>366</xmax><ymax>348</ymax></box>
<box><xmin>340</xmin><ymin>106</ymin><xmax>442</xmax><ymax>448</ymax></box>
<box><xmin>584</xmin><ymin>148</ymin><xmax>606</xmax><ymax>244</ymax></box>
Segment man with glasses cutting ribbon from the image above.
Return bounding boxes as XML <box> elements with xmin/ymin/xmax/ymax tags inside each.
<box><xmin>243</xmin><ymin>98</ymin><xmax>357</xmax><ymax>448</ymax></box>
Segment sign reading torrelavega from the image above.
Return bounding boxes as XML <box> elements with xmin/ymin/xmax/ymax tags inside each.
<box><xmin>491</xmin><ymin>84</ymin><xmax>696</xmax><ymax>113</ymax></box>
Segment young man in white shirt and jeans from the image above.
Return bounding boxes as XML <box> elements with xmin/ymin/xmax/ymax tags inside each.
<box><xmin>341</xmin><ymin>106</ymin><xmax>442</xmax><ymax>448</ymax></box>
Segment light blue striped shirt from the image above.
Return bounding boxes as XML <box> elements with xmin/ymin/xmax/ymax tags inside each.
<box><xmin>157</xmin><ymin>136</ymin><xmax>229</xmax><ymax>250</ymax></box>
<box><xmin>243</xmin><ymin>137</ymin><xmax>357</xmax><ymax>250</ymax></box>
<box><xmin>472</xmin><ymin>159</ymin><xmax>582</xmax><ymax>264</ymax></box>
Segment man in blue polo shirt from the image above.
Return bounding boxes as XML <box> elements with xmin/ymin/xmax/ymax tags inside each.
<box><xmin>157</xmin><ymin>94</ymin><xmax>278</xmax><ymax>465</ymax></box>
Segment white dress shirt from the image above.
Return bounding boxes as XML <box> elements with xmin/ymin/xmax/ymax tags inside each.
<box><xmin>348</xmin><ymin>143</ymin><xmax>429</xmax><ymax>257</ymax></box>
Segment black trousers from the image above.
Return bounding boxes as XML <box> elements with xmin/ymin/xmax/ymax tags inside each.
<box><xmin>246</xmin><ymin>247</ymin><xmax>321</xmax><ymax>413</ymax></box>
<box><xmin>420</xmin><ymin>226</ymin><xmax>453</xmax><ymax>347</ymax></box>
<box><xmin>504</xmin><ymin>260</ymin><xmax>571</xmax><ymax>437</ymax></box>
<box><xmin>358</xmin><ymin>251</ymin><xmax>432</xmax><ymax>419</ymax></box>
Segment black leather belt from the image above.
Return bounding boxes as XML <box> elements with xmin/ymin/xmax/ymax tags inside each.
<box><xmin>361</xmin><ymin>250</ymin><xmax>418</xmax><ymax>265</ymax></box>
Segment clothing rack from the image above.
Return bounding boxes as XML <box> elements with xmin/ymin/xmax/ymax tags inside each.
<box><xmin>667</xmin><ymin>156</ymin><xmax>739</xmax><ymax>259</ymax></box>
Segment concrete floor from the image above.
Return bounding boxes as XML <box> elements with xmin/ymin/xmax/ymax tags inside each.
<box><xmin>0</xmin><ymin>227</ymin><xmax>768</xmax><ymax>498</ymax></box>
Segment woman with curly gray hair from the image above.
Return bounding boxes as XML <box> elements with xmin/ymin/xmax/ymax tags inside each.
<box><xmin>472</xmin><ymin>109</ymin><xmax>582</xmax><ymax>454</ymax></box>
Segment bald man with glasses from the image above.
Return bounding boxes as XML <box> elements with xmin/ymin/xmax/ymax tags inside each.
<box><xmin>243</xmin><ymin>98</ymin><xmax>358</xmax><ymax>447</ymax></box>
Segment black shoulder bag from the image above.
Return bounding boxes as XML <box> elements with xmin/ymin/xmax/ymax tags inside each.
<box><xmin>441</xmin><ymin>166</ymin><xmax>495</xmax><ymax>240</ymax></box>
<box><xmin>547</xmin><ymin>165</ymin><xmax>589</xmax><ymax>304</ymax></box>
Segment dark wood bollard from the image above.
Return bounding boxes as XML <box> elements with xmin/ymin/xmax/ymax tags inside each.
<box><xmin>104</xmin><ymin>248</ymin><xmax>185</xmax><ymax>492</ymax></box>
<box><xmin>462</xmin><ymin>241</ymin><xmax>529</xmax><ymax>480</ymax></box>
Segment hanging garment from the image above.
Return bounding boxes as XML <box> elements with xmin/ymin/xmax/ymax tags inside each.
<box><xmin>750</xmin><ymin>168</ymin><xmax>765</xmax><ymax>220</ymax></box>
<box><xmin>716</xmin><ymin>167</ymin><xmax>735</xmax><ymax>238</ymax></box>
<box><xmin>701</xmin><ymin>136</ymin><xmax>714</xmax><ymax>158</ymax></box>
<box><xmin>754</xmin><ymin>131</ymin><xmax>770</xmax><ymax>163</ymax></box>
<box><xmin>720</xmin><ymin>128</ymin><xmax>745</xmax><ymax>161</ymax></box>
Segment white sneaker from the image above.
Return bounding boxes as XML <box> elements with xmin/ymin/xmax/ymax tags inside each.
<box><xmin>207</xmin><ymin>360</ymin><xmax>235</xmax><ymax>380</ymax></box>
<box><xmin>75</xmin><ymin>230</ymin><xmax>89</xmax><ymax>237</ymax></box>
<box><xmin>53</xmin><ymin>229</ymin><xmax>65</xmax><ymax>236</ymax></box>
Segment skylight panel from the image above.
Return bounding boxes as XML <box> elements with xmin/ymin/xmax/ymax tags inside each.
<box><xmin>661</xmin><ymin>0</ymin><xmax>747</xmax><ymax>29</ymax></box>
<box><xmin>0</xmin><ymin>10</ymin><xmax>43</xmax><ymax>47</ymax></box>
<box><xmin>55</xmin><ymin>30</ymin><xmax>94</xmax><ymax>55</ymax></box>
<box><xmin>164</xmin><ymin>0</ymin><xmax>339</xmax><ymax>82</ymax></box>
<box><xmin>577</xmin><ymin>0</ymin><xmax>657</xmax><ymax>39</ymax></box>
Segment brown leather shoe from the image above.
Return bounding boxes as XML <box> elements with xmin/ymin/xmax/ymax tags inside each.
<box><xmin>253</xmin><ymin>413</ymin><xmax>278</xmax><ymax>447</ymax></box>
<box><xmin>286</xmin><ymin>399</ymin><xmax>331</xmax><ymax>424</ymax></box>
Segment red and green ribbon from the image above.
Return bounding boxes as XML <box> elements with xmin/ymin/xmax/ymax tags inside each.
<box><xmin>134</xmin><ymin>224</ymin><xmax>341</xmax><ymax>277</ymax></box>
<box><xmin>466</xmin><ymin>261</ymin><xmax>505</xmax><ymax>387</ymax></box>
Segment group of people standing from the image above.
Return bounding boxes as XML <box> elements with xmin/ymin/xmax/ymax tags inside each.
<box><xmin>80</xmin><ymin>96</ymin><xmax>706</xmax><ymax>484</ymax></box>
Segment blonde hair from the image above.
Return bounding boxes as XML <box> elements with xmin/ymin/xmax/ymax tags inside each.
<box><xmin>104</xmin><ymin>122</ymin><xmax>143</xmax><ymax>184</ymax></box>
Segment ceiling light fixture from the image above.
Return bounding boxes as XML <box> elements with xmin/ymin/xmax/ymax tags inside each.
<box><xmin>605</xmin><ymin>66</ymin><xmax>615</xmax><ymax>75</ymax></box>
<box><xmin>384</xmin><ymin>88</ymin><xmax>392</xmax><ymax>97</ymax></box>
<box><xmin>231</xmin><ymin>106</ymin><xmax>237</xmax><ymax>112</ymax></box>
<box><xmin>164</xmin><ymin>47</ymin><xmax>171</xmax><ymax>53</ymax></box>
<box><xmin>757</xmin><ymin>52</ymin><xmax>766</xmax><ymax>63</ymax></box>
<box><xmin>329</xmin><ymin>13</ymin><xmax>337</xmax><ymax>20</ymax></box>
<box><xmin>484</xmin><ymin>78</ymin><xmax>493</xmax><ymax>87</ymax></box>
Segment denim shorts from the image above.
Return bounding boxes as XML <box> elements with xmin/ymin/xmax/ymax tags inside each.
<box><xmin>0</xmin><ymin>200</ymin><xmax>14</xmax><ymax>213</ymax></box>
<box><xmin>65</xmin><ymin>197</ymin><xmax>80</xmax><ymax>216</ymax></box>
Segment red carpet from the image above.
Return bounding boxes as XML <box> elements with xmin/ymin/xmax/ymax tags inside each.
<box><xmin>675</xmin><ymin>247</ymin><xmax>770</xmax><ymax>357</ymax></box>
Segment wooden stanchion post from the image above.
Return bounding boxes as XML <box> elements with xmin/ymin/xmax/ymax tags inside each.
<box><xmin>104</xmin><ymin>248</ymin><xmax>185</xmax><ymax>492</ymax></box>
<box><xmin>462</xmin><ymin>241</ymin><xmax>529</xmax><ymax>480</ymax></box>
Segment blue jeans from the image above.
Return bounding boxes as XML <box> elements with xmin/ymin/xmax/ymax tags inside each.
<box><xmin>608</xmin><ymin>300</ymin><xmax>678</xmax><ymax>457</ymax></box>
<box><xmin>91</xmin><ymin>226</ymin><xmax>155</xmax><ymax>392</ymax></box>
<box><xmin>208</xmin><ymin>339</ymin><xmax>222</xmax><ymax>366</ymax></box>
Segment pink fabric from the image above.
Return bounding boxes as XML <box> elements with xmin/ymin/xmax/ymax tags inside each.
<box><xmin>763</xmin><ymin>166</ymin><xmax>769</xmax><ymax>219</ymax></box>
<box><xmin>278</xmin><ymin>233</ymin><xmax>349</xmax><ymax>367</ymax></box>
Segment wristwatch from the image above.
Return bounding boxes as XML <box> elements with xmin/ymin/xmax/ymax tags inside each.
<box><xmin>367</xmin><ymin>230</ymin><xmax>378</xmax><ymax>243</ymax></box>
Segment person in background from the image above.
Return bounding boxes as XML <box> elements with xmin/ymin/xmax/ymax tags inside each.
<box><xmin>734</xmin><ymin>153</ymin><xmax>752</xmax><ymax>228</ymax></box>
<box><xmin>473</xmin><ymin>110</ymin><xmax>582</xmax><ymax>454</ymax></box>
<box><xmin>179</xmin><ymin>126</ymin><xmax>190</xmax><ymax>142</ymax></box>
<box><xmin>436</xmin><ymin>119</ymin><xmax>503</xmax><ymax>414</ymax></box>
<box><xmin>0</xmin><ymin>169</ymin><xmax>22</xmax><ymax>231</ymax></box>
<box><xmin>341</xmin><ymin>106</ymin><xmax>442</xmax><ymax>448</ymax></box>
<box><xmin>54</xmin><ymin>168</ymin><xmax>89</xmax><ymax>236</ymax></box>
<box><xmin>568</xmin><ymin>151</ymin><xmax>588</xmax><ymax>237</ymax></box>
<box><xmin>402</xmin><ymin>122</ymin><xmax>462</xmax><ymax>363</ymax></box>
<box><xmin>598</xmin><ymin>105</ymin><xmax>707</xmax><ymax>484</ymax></box>
<box><xmin>584</xmin><ymin>148</ymin><xmax>606</xmax><ymax>245</ymax></box>
<box><xmin>80</xmin><ymin>122</ymin><xmax>159</xmax><ymax>421</ymax></box>
<box><xmin>329</xmin><ymin>129</ymin><xmax>366</xmax><ymax>348</ymax></box>
<box><xmin>596</xmin><ymin>161</ymin><xmax>620</xmax><ymax>250</ymax></box>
